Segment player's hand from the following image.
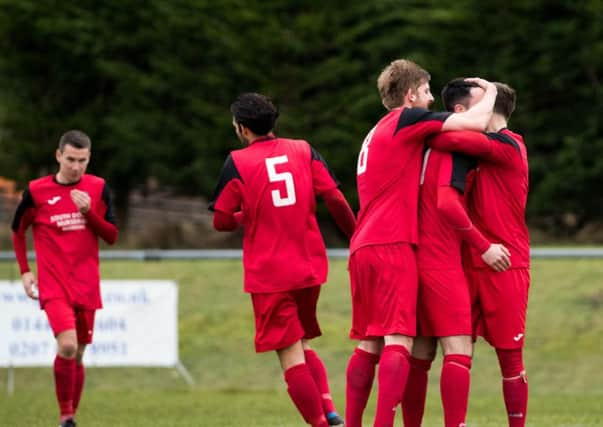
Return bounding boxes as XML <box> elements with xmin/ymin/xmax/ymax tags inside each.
<box><xmin>22</xmin><ymin>272</ymin><xmax>39</xmax><ymax>300</ymax></box>
<box><xmin>71</xmin><ymin>189</ymin><xmax>91</xmax><ymax>214</ymax></box>
<box><xmin>465</xmin><ymin>77</ymin><xmax>496</xmax><ymax>93</ymax></box>
<box><xmin>481</xmin><ymin>243</ymin><xmax>511</xmax><ymax>272</ymax></box>
<box><xmin>233</xmin><ymin>211</ymin><xmax>245</xmax><ymax>226</ymax></box>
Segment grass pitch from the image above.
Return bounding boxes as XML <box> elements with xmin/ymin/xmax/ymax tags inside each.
<box><xmin>1</xmin><ymin>258</ymin><xmax>602</xmax><ymax>426</ymax></box>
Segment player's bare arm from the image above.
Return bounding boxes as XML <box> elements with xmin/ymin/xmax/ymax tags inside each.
<box><xmin>441</xmin><ymin>79</ymin><xmax>497</xmax><ymax>132</ymax></box>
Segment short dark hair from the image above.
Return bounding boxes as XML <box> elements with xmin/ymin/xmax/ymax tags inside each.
<box><xmin>441</xmin><ymin>78</ymin><xmax>480</xmax><ymax>112</ymax></box>
<box><xmin>230</xmin><ymin>93</ymin><xmax>279</xmax><ymax>135</ymax></box>
<box><xmin>59</xmin><ymin>130</ymin><xmax>91</xmax><ymax>152</ymax></box>
<box><xmin>493</xmin><ymin>82</ymin><xmax>516</xmax><ymax>120</ymax></box>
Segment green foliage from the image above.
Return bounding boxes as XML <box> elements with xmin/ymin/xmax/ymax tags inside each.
<box><xmin>0</xmin><ymin>1</ymin><xmax>601</xmax><ymax>234</ymax></box>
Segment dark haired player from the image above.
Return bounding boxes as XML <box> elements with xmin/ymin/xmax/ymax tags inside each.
<box><xmin>210</xmin><ymin>93</ymin><xmax>355</xmax><ymax>427</ymax></box>
<box><xmin>12</xmin><ymin>130</ymin><xmax>118</xmax><ymax>427</ymax></box>
<box><xmin>402</xmin><ymin>79</ymin><xmax>510</xmax><ymax>427</ymax></box>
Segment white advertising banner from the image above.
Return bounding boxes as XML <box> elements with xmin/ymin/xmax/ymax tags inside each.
<box><xmin>0</xmin><ymin>280</ymin><xmax>178</xmax><ymax>367</ymax></box>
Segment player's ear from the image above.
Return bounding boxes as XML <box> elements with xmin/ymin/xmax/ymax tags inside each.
<box><xmin>454</xmin><ymin>104</ymin><xmax>466</xmax><ymax>113</ymax></box>
<box><xmin>55</xmin><ymin>149</ymin><xmax>62</xmax><ymax>163</ymax></box>
<box><xmin>407</xmin><ymin>88</ymin><xmax>416</xmax><ymax>102</ymax></box>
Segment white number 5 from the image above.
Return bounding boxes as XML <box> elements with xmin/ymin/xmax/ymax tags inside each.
<box><xmin>265</xmin><ymin>155</ymin><xmax>296</xmax><ymax>207</ymax></box>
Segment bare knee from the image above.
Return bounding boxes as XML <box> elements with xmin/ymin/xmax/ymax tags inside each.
<box><xmin>440</xmin><ymin>335</ymin><xmax>472</xmax><ymax>356</ymax></box>
<box><xmin>58</xmin><ymin>340</ymin><xmax>78</xmax><ymax>358</ymax></box>
<box><xmin>277</xmin><ymin>340</ymin><xmax>305</xmax><ymax>371</ymax></box>
<box><xmin>384</xmin><ymin>334</ymin><xmax>413</xmax><ymax>353</ymax></box>
<box><xmin>412</xmin><ymin>336</ymin><xmax>438</xmax><ymax>360</ymax></box>
<box><xmin>357</xmin><ymin>339</ymin><xmax>383</xmax><ymax>355</ymax></box>
<box><xmin>56</xmin><ymin>330</ymin><xmax>78</xmax><ymax>359</ymax></box>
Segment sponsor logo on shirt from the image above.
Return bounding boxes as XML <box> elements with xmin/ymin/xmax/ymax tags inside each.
<box><xmin>47</xmin><ymin>196</ymin><xmax>61</xmax><ymax>205</ymax></box>
<box><xmin>50</xmin><ymin>212</ymin><xmax>87</xmax><ymax>231</ymax></box>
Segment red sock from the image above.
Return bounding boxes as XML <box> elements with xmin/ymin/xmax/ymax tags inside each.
<box><xmin>54</xmin><ymin>355</ymin><xmax>76</xmax><ymax>420</ymax></box>
<box><xmin>497</xmin><ymin>348</ymin><xmax>528</xmax><ymax>427</ymax></box>
<box><xmin>284</xmin><ymin>363</ymin><xmax>329</xmax><ymax>427</ymax></box>
<box><xmin>73</xmin><ymin>363</ymin><xmax>85</xmax><ymax>413</ymax></box>
<box><xmin>345</xmin><ymin>348</ymin><xmax>380</xmax><ymax>427</ymax></box>
<box><xmin>402</xmin><ymin>357</ymin><xmax>432</xmax><ymax>427</ymax></box>
<box><xmin>441</xmin><ymin>354</ymin><xmax>471</xmax><ymax>427</ymax></box>
<box><xmin>502</xmin><ymin>377</ymin><xmax>528</xmax><ymax>427</ymax></box>
<box><xmin>374</xmin><ymin>345</ymin><xmax>410</xmax><ymax>427</ymax></box>
<box><xmin>304</xmin><ymin>349</ymin><xmax>337</xmax><ymax>415</ymax></box>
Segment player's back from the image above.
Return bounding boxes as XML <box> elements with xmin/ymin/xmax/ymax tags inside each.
<box><xmin>418</xmin><ymin>149</ymin><xmax>476</xmax><ymax>269</ymax></box>
<box><xmin>230</xmin><ymin>137</ymin><xmax>327</xmax><ymax>292</ymax></box>
<box><xmin>467</xmin><ymin>129</ymin><xmax>529</xmax><ymax>268</ymax></box>
<box><xmin>352</xmin><ymin>107</ymin><xmax>450</xmax><ymax>253</ymax></box>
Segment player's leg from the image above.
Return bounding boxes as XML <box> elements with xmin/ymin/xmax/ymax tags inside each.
<box><xmin>372</xmin><ymin>243</ymin><xmax>418</xmax><ymax>427</ymax></box>
<box><xmin>45</xmin><ymin>300</ymin><xmax>78</xmax><ymax>425</ymax></box>
<box><xmin>440</xmin><ymin>336</ymin><xmax>472</xmax><ymax>427</ymax></box>
<box><xmin>402</xmin><ymin>336</ymin><xmax>436</xmax><ymax>427</ymax></box>
<box><xmin>302</xmin><ymin>341</ymin><xmax>344</xmax><ymax>426</ymax></box>
<box><xmin>278</xmin><ymin>341</ymin><xmax>329</xmax><ymax>427</ymax></box>
<box><xmin>73</xmin><ymin>309</ymin><xmax>95</xmax><ymax>415</ymax></box>
<box><xmin>251</xmin><ymin>291</ymin><xmax>328</xmax><ymax>427</ymax></box>
<box><xmin>477</xmin><ymin>269</ymin><xmax>530</xmax><ymax>427</ymax></box>
<box><xmin>374</xmin><ymin>334</ymin><xmax>413</xmax><ymax>427</ymax></box>
<box><xmin>297</xmin><ymin>286</ymin><xmax>344</xmax><ymax>426</ymax></box>
<box><xmin>346</xmin><ymin>248</ymin><xmax>381</xmax><ymax>427</ymax></box>
<box><xmin>346</xmin><ymin>339</ymin><xmax>381</xmax><ymax>427</ymax></box>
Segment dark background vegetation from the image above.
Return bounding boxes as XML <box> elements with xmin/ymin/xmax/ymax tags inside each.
<box><xmin>1</xmin><ymin>1</ymin><xmax>601</xmax><ymax>244</ymax></box>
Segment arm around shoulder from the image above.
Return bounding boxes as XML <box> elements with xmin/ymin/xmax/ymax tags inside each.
<box><xmin>441</xmin><ymin>80</ymin><xmax>497</xmax><ymax>132</ymax></box>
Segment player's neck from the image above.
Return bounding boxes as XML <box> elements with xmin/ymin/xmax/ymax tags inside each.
<box><xmin>55</xmin><ymin>172</ymin><xmax>80</xmax><ymax>185</ymax></box>
<box><xmin>486</xmin><ymin>115</ymin><xmax>508</xmax><ymax>133</ymax></box>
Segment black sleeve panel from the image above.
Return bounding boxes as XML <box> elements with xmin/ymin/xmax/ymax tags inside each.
<box><xmin>395</xmin><ymin>108</ymin><xmax>451</xmax><ymax>134</ymax></box>
<box><xmin>311</xmin><ymin>146</ymin><xmax>340</xmax><ymax>186</ymax></box>
<box><xmin>102</xmin><ymin>183</ymin><xmax>117</xmax><ymax>225</ymax></box>
<box><xmin>485</xmin><ymin>131</ymin><xmax>520</xmax><ymax>152</ymax></box>
<box><xmin>450</xmin><ymin>153</ymin><xmax>477</xmax><ymax>194</ymax></box>
<box><xmin>208</xmin><ymin>154</ymin><xmax>242</xmax><ymax>211</ymax></box>
<box><xmin>11</xmin><ymin>187</ymin><xmax>34</xmax><ymax>232</ymax></box>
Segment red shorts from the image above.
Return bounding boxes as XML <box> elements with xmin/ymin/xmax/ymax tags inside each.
<box><xmin>349</xmin><ymin>243</ymin><xmax>418</xmax><ymax>340</ymax></box>
<box><xmin>467</xmin><ymin>268</ymin><xmax>530</xmax><ymax>349</ymax></box>
<box><xmin>417</xmin><ymin>269</ymin><xmax>471</xmax><ymax>337</ymax></box>
<box><xmin>44</xmin><ymin>299</ymin><xmax>96</xmax><ymax>344</ymax></box>
<box><xmin>251</xmin><ymin>285</ymin><xmax>322</xmax><ymax>353</ymax></box>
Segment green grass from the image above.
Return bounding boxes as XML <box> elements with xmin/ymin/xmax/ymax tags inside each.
<box><xmin>1</xmin><ymin>258</ymin><xmax>602</xmax><ymax>426</ymax></box>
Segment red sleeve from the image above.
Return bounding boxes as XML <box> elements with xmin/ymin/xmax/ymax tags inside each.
<box><xmin>321</xmin><ymin>188</ymin><xmax>356</xmax><ymax>239</ymax></box>
<box><xmin>213</xmin><ymin>210</ymin><xmax>240</xmax><ymax>231</ymax></box>
<box><xmin>310</xmin><ymin>146</ymin><xmax>339</xmax><ymax>196</ymax></box>
<box><xmin>11</xmin><ymin>188</ymin><xmax>35</xmax><ymax>274</ymax></box>
<box><xmin>85</xmin><ymin>209</ymin><xmax>118</xmax><ymax>244</ymax></box>
<box><xmin>436</xmin><ymin>186</ymin><xmax>490</xmax><ymax>254</ymax></box>
<box><xmin>429</xmin><ymin>131</ymin><xmax>519</xmax><ymax>165</ymax></box>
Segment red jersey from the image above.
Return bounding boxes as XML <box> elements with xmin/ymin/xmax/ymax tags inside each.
<box><xmin>430</xmin><ymin>129</ymin><xmax>530</xmax><ymax>268</ymax></box>
<box><xmin>417</xmin><ymin>149</ymin><xmax>488</xmax><ymax>269</ymax></box>
<box><xmin>351</xmin><ymin>107</ymin><xmax>451</xmax><ymax>253</ymax></box>
<box><xmin>11</xmin><ymin>174</ymin><xmax>117</xmax><ymax>309</ymax></box>
<box><xmin>209</xmin><ymin>136</ymin><xmax>340</xmax><ymax>293</ymax></box>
